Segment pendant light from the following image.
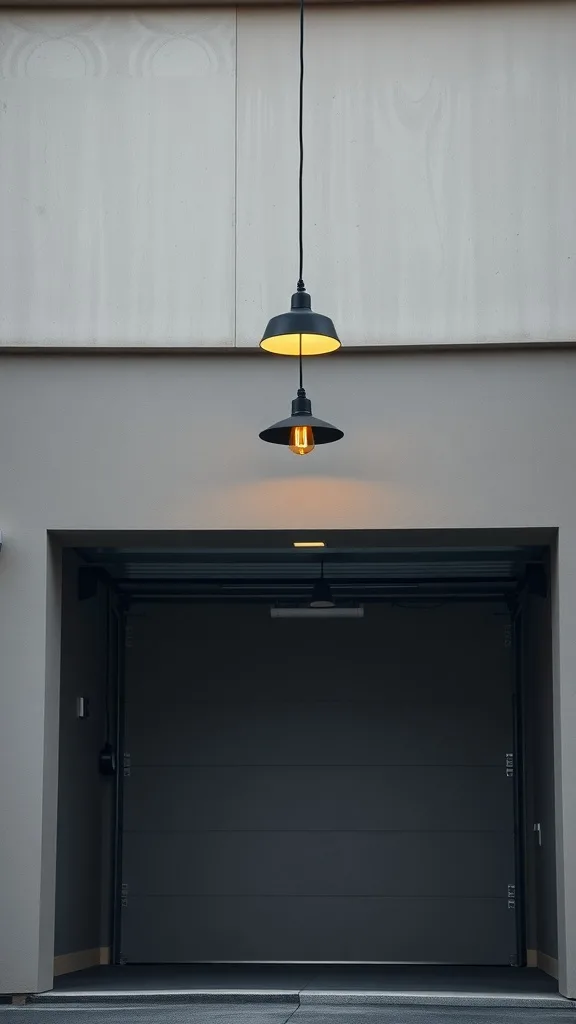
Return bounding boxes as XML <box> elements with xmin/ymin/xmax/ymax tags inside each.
<box><xmin>259</xmin><ymin>345</ymin><xmax>343</xmax><ymax>454</ymax></box>
<box><xmin>310</xmin><ymin>561</ymin><xmax>335</xmax><ymax>608</ymax></box>
<box><xmin>259</xmin><ymin>0</ymin><xmax>341</xmax><ymax>357</ymax></box>
<box><xmin>259</xmin><ymin>0</ymin><xmax>343</xmax><ymax>454</ymax></box>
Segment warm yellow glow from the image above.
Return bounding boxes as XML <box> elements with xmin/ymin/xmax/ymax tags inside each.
<box><xmin>293</xmin><ymin>541</ymin><xmax>325</xmax><ymax>548</ymax></box>
<box><xmin>261</xmin><ymin>333</ymin><xmax>340</xmax><ymax>357</ymax></box>
<box><xmin>289</xmin><ymin>424</ymin><xmax>315</xmax><ymax>455</ymax></box>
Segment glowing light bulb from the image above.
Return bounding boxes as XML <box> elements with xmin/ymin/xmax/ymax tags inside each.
<box><xmin>289</xmin><ymin>424</ymin><xmax>315</xmax><ymax>455</ymax></box>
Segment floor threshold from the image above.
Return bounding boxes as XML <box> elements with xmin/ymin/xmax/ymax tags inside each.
<box><xmin>33</xmin><ymin>990</ymin><xmax>574</xmax><ymax>1010</ymax></box>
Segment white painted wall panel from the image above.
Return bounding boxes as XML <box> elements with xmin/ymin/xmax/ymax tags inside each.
<box><xmin>1</xmin><ymin>4</ymin><xmax>576</xmax><ymax>348</ymax></box>
<box><xmin>0</xmin><ymin>12</ymin><xmax>236</xmax><ymax>346</ymax></box>
<box><xmin>237</xmin><ymin>3</ymin><xmax>576</xmax><ymax>348</ymax></box>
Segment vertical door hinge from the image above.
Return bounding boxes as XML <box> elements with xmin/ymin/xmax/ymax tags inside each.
<box><xmin>121</xmin><ymin>883</ymin><xmax>129</xmax><ymax>908</ymax></box>
<box><xmin>507</xmin><ymin>883</ymin><xmax>516</xmax><ymax>910</ymax></box>
<box><xmin>506</xmin><ymin>752</ymin><xmax>514</xmax><ymax>778</ymax></box>
<box><xmin>123</xmin><ymin>752</ymin><xmax>131</xmax><ymax>777</ymax></box>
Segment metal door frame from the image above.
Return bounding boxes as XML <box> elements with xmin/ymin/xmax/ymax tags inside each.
<box><xmin>111</xmin><ymin>601</ymin><xmax>127</xmax><ymax>965</ymax></box>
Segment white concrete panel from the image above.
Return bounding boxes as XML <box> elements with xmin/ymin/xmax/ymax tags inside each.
<box><xmin>236</xmin><ymin>3</ymin><xmax>576</xmax><ymax>348</ymax></box>
<box><xmin>0</xmin><ymin>11</ymin><xmax>236</xmax><ymax>346</ymax></box>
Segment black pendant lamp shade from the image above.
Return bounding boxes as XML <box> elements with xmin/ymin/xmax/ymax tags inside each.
<box><xmin>259</xmin><ymin>387</ymin><xmax>343</xmax><ymax>454</ymax></box>
<box><xmin>260</xmin><ymin>287</ymin><xmax>340</xmax><ymax>357</ymax></box>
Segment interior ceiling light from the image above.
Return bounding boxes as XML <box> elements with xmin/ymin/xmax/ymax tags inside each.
<box><xmin>259</xmin><ymin>0</ymin><xmax>341</xmax><ymax>358</ymax></box>
<box><xmin>271</xmin><ymin>606</ymin><xmax>364</xmax><ymax>619</ymax></box>
<box><xmin>310</xmin><ymin>560</ymin><xmax>335</xmax><ymax>608</ymax></box>
<box><xmin>293</xmin><ymin>541</ymin><xmax>325</xmax><ymax>548</ymax></box>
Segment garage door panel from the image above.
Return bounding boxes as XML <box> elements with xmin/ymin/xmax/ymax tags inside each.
<box><xmin>121</xmin><ymin>601</ymin><xmax>516</xmax><ymax>964</ymax></box>
<box><xmin>124</xmin><ymin>765</ymin><xmax>513</xmax><ymax>833</ymax></box>
<box><xmin>122</xmin><ymin>895</ymin><xmax>515</xmax><ymax>964</ymax></box>
<box><xmin>126</xmin><ymin>605</ymin><xmax>511</xmax><ymax>705</ymax></box>
<box><xmin>123</xmin><ymin>830</ymin><xmax>514</xmax><ymax>898</ymax></box>
<box><xmin>125</xmin><ymin>700</ymin><xmax>512</xmax><ymax>767</ymax></box>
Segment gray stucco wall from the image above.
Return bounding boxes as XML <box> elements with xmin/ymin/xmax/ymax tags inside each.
<box><xmin>54</xmin><ymin>552</ymin><xmax>110</xmax><ymax>958</ymax></box>
<box><xmin>1</xmin><ymin>351</ymin><xmax>576</xmax><ymax>993</ymax></box>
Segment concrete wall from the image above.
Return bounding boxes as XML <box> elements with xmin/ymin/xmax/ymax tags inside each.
<box><xmin>54</xmin><ymin>551</ymin><xmax>111</xmax><ymax>963</ymax></box>
<box><xmin>1</xmin><ymin>350</ymin><xmax>576</xmax><ymax>992</ymax></box>
<box><xmin>1</xmin><ymin>2</ymin><xmax>575</xmax><ymax>350</ymax></box>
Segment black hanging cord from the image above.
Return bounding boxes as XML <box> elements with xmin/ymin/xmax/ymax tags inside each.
<box><xmin>297</xmin><ymin>0</ymin><xmax>305</xmax><ymax>292</ymax></box>
<box><xmin>299</xmin><ymin>333</ymin><xmax>303</xmax><ymax>390</ymax></box>
<box><xmin>297</xmin><ymin>0</ymin><xmax>305</xmax><ymax>393</ymax></box>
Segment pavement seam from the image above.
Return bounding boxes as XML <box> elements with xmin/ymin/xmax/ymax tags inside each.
<box><xmin>283</xmin><ymin>995</ymin><xmax>303</xmax><ymax>1024</ymax></box>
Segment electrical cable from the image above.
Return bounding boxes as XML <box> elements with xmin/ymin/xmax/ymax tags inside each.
<box><xmin>297</xmin><ymin>0</ymin><xmax>305</xmax><ymax>291</ymax></box>
<box><xmin>297</xmin><ymin>0</ymin><xmax>305</xmax><ymax>393</ymax></box>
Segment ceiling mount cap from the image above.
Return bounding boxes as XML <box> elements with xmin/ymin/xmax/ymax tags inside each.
<box><xmin>290</xmin><ymin>289</ymin><xmax>312</xmax><ymax>310</ymax></box>
<box><xmin>260</xmin><ymin>288</ymin><xmax>341</xmax><ymax>357</ymax></box>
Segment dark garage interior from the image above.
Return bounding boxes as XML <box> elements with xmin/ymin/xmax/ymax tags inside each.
<box><xmin>50</xmin><ymin>530</ymin><xmax>559</xmax><ymax>1001</ymax></box>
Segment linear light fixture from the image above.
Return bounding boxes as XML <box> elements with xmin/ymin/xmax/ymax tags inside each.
<box><xmin>293</xmin><ymin>541</ymin><xmax>325</xmax><ymax>548</ymax></box>
<box><xmin>271</xmin><ymin>606</ymin><xmax>364</xmax><ymax>619</ymax></box>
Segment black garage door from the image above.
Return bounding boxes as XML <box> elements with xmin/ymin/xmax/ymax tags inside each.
<box><xmin>120</xmin><ymin>601</ymin><xmax>517</xmax><ymax>963</ymax></box>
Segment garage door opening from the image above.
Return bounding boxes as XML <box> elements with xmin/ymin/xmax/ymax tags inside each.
<box><xmin>51</xmin><ymin>529</ymin><xmax>558</xmax><ymax>998</ymax></box>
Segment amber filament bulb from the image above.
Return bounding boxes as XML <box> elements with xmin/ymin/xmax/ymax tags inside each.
<box><xmin>289</xmin><ymin>424</ymin><xmax>315</xmax><ymax>455</ymax></box>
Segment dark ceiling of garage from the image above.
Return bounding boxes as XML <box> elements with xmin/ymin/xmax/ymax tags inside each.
<box><xmin>76</xmin><ymin>544</ymin><xmax>548</xmax><ymax>603</ymax></box>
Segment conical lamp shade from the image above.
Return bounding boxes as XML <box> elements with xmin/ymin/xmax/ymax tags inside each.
<box><xmin>260</xmin><ymin>289</ymin><xmax>340</xmax><ymax>356</ymax></box>
<box><xmin>259</xmin><ymin>389</ymin><xmax>343</xmax><ymax>447</ymax></box>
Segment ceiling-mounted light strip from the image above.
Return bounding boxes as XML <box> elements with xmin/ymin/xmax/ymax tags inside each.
<box><xmin>293</xmin><ymin>541</ymin><xmax>325</xmax><ymax>548</ymax></box>
<box><xmin>271</xmin><ymin>606</ymin><xmax>364</xmax><ymax>619</ymax></box>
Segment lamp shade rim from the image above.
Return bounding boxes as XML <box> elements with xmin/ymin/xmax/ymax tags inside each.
<box><xmin>259</xmin><ymin>411</ymin><xmax>344</xmax><ymax>446</ymax></box>
<box><xmin>260</xmin><ymin>308</ymin><xmax>341</xmax><ymax>356</ymax></box>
